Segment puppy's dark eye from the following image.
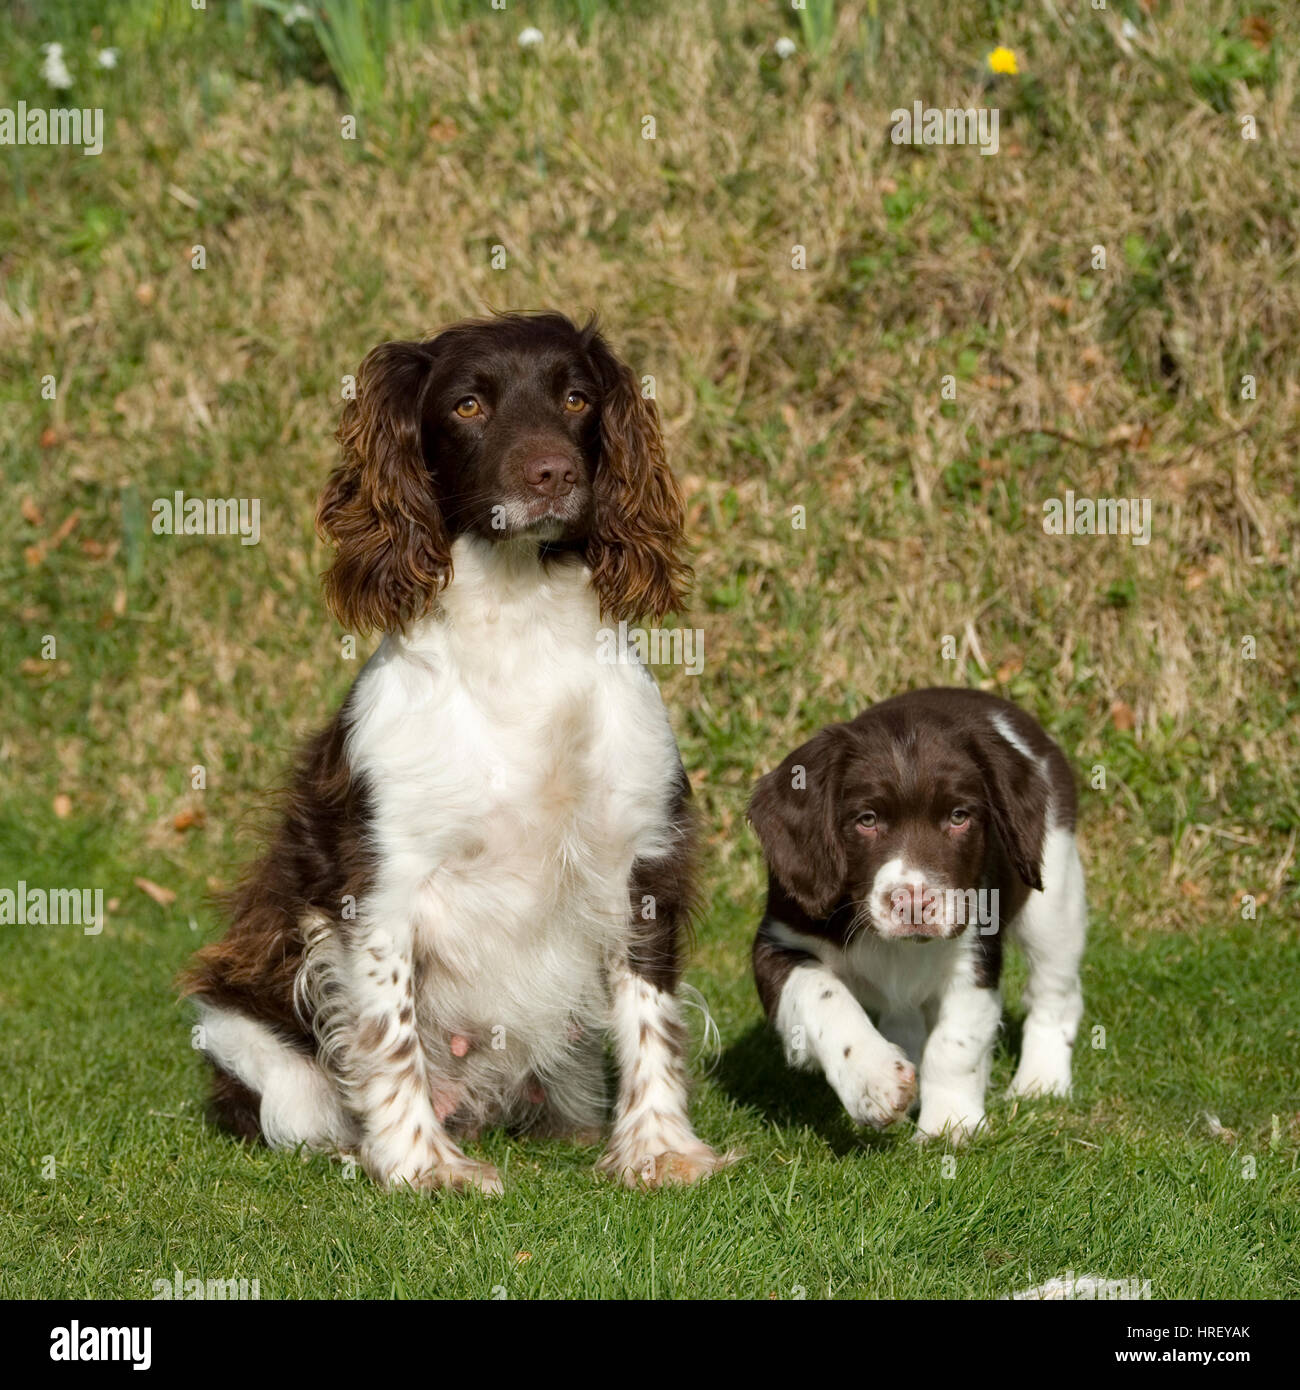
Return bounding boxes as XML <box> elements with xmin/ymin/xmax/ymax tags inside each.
<box><xmin>563</xmin><ymin>391</ymin><xmax>588</xmax><ymax>413</ymax></box>
<box><xmin>455</xmin><ymin>397</ymin><xmax>482</xmax><ymax>419</ymax></box>
<box><xmin>949</xmin><ymin>808</ymin><xmax>970</xmax><ymax>827</ymax></box>
<box><xmin>855</xmin><ymin>811</ymin><xmax>878</xmax><ymax>831</ymax></box>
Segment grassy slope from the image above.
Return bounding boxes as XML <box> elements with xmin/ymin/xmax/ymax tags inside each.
<box><xmin>1</xmin><ymin>1</ymin><xmax>1297</xmax><ymax>1297</ymax></box>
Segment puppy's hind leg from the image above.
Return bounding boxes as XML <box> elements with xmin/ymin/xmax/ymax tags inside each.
<box><xmin>1007</xmin><ymin>827</ymin><xmax>1087</xmax><ymax>1099</ymax></box>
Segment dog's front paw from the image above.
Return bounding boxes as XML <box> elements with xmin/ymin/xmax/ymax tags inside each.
<box><xmin>597</xmin><ymin>1138</ymin><xmax>735</xmax><ymax>1190</ymax></box>
<box><xmin>363</xmin><ymin>1141</ymin><xmax>503</xmax><ymax>1196</ymax></box>
<box><xmin>831</xmin><ymin>1044</ymin><xmax>917</xmax><ymax>1130</ymax></box>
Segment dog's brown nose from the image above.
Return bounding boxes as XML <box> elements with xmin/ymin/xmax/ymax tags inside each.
<box><xmin>523</xmin><ymin>454</ymin><xmax>577</xmax><ymax>497</ymax></box>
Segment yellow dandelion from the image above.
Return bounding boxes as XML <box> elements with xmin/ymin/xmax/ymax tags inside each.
<box><xmin>987</xmin><ymin>46</ymin><xmax>1019</xmax><ymax>76</ymax></box>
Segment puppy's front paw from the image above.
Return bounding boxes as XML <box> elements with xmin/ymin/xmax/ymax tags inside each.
<box><xmin>1007</xmin><ymin>1061</ymin><xmax>1072</xmax><ymax>1099</ymax></box>
<box><xmin>831</xmin><ymin>1045</ymin><xmax>917</xmax><ymax>1130</ymax></box>
<box><xmin>914</xmin><ymin>1109</ymin><xmax>986</xmax><ymax>1145</ymax></box>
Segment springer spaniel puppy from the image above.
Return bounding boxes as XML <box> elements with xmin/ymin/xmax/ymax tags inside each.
<box><xmin>748</xmin><ymin>688</ymin><xmax>1086</xmax><ymax>1142</ymax></box>
<box><xmin>181</xmin><ymin>312</ymin><xmax>730</xmax><ymax>1194</ymax></box>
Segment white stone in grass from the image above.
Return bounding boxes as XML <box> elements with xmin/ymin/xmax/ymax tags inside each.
<box><xmin>518</xmin><ymin>27</ymin><xmax>544</xmax><ymax>50</ymax></box>
<box><xmin>775</xmin><ymin>37</ymin><xmax>797</xmax><ymax>60</ymax></box>
<box><xmin>1005</xmin><ymin>1272</ymin><xmax>1151</xmax><ymax>1300</ymax></box>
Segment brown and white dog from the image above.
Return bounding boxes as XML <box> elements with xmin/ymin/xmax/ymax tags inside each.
<box><xmin>181</xmin><ymin>312</ymin><xmax>730</xmax><ymax>1193</ymax></box>
<box><xmin>749</xmin><ymin>688</ymin><xmax>1086</xmax><ymax>1141</ymax></box>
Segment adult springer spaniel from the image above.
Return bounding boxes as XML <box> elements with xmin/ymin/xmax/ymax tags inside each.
<box><xmin>181</xmin><ymin>313</ymin><xmax>729</xmax><ymax>1193</ymax></box>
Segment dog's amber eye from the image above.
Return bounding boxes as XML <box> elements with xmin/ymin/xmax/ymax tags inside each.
<box><xmin>563</xmin><ymin>391</ymin><xmax>588</xmax><ymax>413</ymax></box>
<box><xmin>455</xmin><ymin>397</ymin><xmax>482</xmax><ymax>418</ymax></box>
<box><xmin>949</xmin><ymin>809</ymin><xmax>970</xmax><ymax>826</ymax></box>
<box><xmin>856</xmin><ymin>811</ymin><xmax>877</xmax><ymax>831</ymax></box>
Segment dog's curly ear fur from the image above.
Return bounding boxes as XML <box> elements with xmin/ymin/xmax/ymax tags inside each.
<box><xmin>317</xmin><ymin>339</ymin><xmax>451</xmax><ymax>634</ymax></box>
<box><xmin>748</xmin><ymin>727</ymin><xmax>850</xmax><ymax>920</ymax></box>
<box><xmin>584</xmin><ymin>330</ymin><xmax>691</xmax><ymax>623</ymax></box>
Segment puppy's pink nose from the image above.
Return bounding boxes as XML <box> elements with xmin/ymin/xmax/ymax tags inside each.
<box><xmin>885</xmin><ymin>883</ymin><xmax>927</xmax><ymax>925</ymax></box>
<box><xmin>523</xmin><ymin>454</ymin><xmax>577</xmax><ymax>497</ymax></box>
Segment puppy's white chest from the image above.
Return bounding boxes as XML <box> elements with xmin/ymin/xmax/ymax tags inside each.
<box><xmin>843</xmin><ymin>935</ymin><xmax>961</xmax><ymax>1014</ymax></box>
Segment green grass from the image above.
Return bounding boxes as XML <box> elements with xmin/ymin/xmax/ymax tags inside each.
<box><xmin>1</xmin><ymin>904</ymin><xmax>1296</xmax><ymax>1297</ymax></box>
<box><xmin>2</xmin><ymin>0</ymin><xmax>1298</xmax><ymax>1298</ymax></box>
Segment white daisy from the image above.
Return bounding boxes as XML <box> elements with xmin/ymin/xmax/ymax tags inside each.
<box><xmin>41</xmin><ymin>42</ymin><xmax>73</xmax><ymax>90</ymax></box>
<box><xmin>97</xmin><ymin>48</ymin><xmax>120</xmax><ymax>70</ymax></box>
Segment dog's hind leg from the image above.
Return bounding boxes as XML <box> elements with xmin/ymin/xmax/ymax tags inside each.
<box><xmin>1007</xmin><ymin>826</ymin><xmax>1087</xmax><ymax>1098</ymax></box>
<box><xmin>192</xmin><ymin>1001</ymin><xmax>356</xmax><ymax>1150</ymax></box>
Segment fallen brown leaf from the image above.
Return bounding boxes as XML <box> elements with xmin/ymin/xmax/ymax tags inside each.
<box><xmin>1241</xmin><ymin>15</ymin><xmax>1273</xmax><ymax>49</ymax></box>
<box><xmin>135</xmin><ymin>877</ymin><xmax>177</xmax><ymax>907</ymax></box>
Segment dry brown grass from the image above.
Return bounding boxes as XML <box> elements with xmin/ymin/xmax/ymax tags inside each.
<box><xmin>4</xmin><ymin>0</ymin><xmax>1297</xmax><ymax>948</ymax></box>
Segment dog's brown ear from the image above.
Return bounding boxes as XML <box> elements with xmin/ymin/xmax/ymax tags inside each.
<box><xmin>317</xmin><ymin>340</ymin><xmax>451</xmax><ymax>634</ymax></box>
<box><xmin>967</xmin><ymin>730</ymin><xmax>1047</xmax><ymax>891</ymax></box>
<box><xmin>748</xmin><ymin>727</ymin><xmax>849</xmax><ymax>920</ymax></box>
<box><xmin>583</xmin><ymin>328</ymin><xmax>691</xmax><ymax>623</ymax></box>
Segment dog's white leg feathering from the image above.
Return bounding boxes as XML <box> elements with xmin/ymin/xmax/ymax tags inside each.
<box><xmin>598</xmin><ymin>960</ymin><xmax>729</xmax><ymax>1187</ymax></box>
<box><xmin>342</xmin><ymin>916</ymin><xmax>502</xmax><ymax>1194</ymax></box>
<box><xmin>193</xmin><ymin>1002</ymin><xmax>354</xmax><ymax>1150</ymax></box>
<box><xmin>1008</xmin><ymin>826</ymin><xmax>1087</xmax><ymax>1098</ymax></box>
<box><xmin>775</xmin><ymin>963</ymin><xmax>917</xmax><ymax>1127</ymax></box>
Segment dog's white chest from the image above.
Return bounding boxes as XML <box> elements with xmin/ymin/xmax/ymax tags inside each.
<box><xmin>343</xmin><ymin>542</ymin><xmax>679</xmax><ymax>1078</ymax></box>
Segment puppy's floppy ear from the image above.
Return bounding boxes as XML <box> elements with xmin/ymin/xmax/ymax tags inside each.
<box><xmin>967</xmin><ymin>730</ymin><xmax>1047</xmax><ymax>891</ymax></box>
<box><xmin>747</xmin><ymin>727</ymin><xmax>849</xmax><ymax>920</ymax></box>
<box><xmin>317</xmin><ymin>339</ymin><xmax>451</xmax><ymax>634</ymax></box>
<box><xmin>583</xmin><ymin>326</ymin><xmax>691</xmax><ymax>623</ymax></box>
